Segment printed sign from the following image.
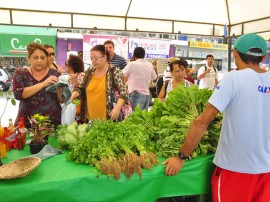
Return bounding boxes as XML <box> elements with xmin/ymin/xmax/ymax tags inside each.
<box><xmin>128</xmin><ymin>38</ymin><xmax>170</xmax><ymax>59</ymax></box>
<box><xmin>83</xmin><ymin>34</ymin><xmax>128</xmax><ymax>65</ymax></box>
<box><xmin>190</xmin><ymin>41</ymin><xmax>228</xmax><ymax>50</ymax></box>
<box><xmin>0</xmin><ymin>34</ymin><xmax>56</xmax><ymax>57</ymax></box>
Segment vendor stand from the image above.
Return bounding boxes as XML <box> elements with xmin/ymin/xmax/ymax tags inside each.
<box><xmin>0</xmin><ymin>140</ymin><xmax>214</xmax><ymax>202</ymax></box>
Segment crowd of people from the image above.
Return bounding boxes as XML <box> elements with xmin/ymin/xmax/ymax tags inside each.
<box><xmin>10</xmin><ymin>33</ymin><xmax>270</xmax><ymax>201</ymax></box>
<box><xmin>12</xmin><ymin>40</ymin><xmax>176</xmax><ymax>125</ymax></box>
<box><xmin>10</xmin><ymin>39</ymin><xmax>233</xmax><ymax>126</ymax></box>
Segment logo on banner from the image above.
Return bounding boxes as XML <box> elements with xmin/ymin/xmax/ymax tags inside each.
<box><xmin>11</xmin><ymin>38</ymin><xmax>42</xmax><ymax>51</ymax></box>
<box><xmin>130</xmin><ymin>40</ymin><xmax>157</xmax><ymax>51</ymax></box>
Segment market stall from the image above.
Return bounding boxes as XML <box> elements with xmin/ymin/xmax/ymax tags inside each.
<box><xmin>0</xmin><ymin>141</ymin><xmax>214</xmax><ymax>202</ymax></box>
<box><xmin>0</xmin><ymin>84</ymin><xmax>219</xmax><ymax>202</ymax></box>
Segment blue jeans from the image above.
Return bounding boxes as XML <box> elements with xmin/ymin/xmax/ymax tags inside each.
<box><xmin>129</xmin><ymin>92</ymin><xmax>150</xmax><ymax>112</ymax></box>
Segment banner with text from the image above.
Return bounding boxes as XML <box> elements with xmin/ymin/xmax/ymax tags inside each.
<box><xmin>128</xmin><ymin>38</ymin><xmax>170</xmax><ymax>59</ymax></box>
<box><xmin>189</xmin><ymin>41</ymin><xmax>228</xmax><ymax>50</ymax></box>
<box><xmin>0</xmin><ymin>34</ymin><xmax>56</xmax><ymax>57</ymax></box>
<box><xmin>83</xmin><ymin>34</ymin><xmax>128</xmax><ymax>65</ymax></box>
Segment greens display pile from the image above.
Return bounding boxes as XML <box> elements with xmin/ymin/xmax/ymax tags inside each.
<box><xmin>56</xmin><ymin>121</ymin><xmax>89</xmax><ymax>149</ymax></box>
<box><xmin>57</xmin><ymin>85</ymin><xmax>222</xmax><ymax>180</ymax></box>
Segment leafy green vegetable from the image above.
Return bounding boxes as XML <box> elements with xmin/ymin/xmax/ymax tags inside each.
<box><xmin>56</xmin><ymin>122</ymin><xmax>89</xmax><ymax>149</ymax></box>
<box><xmin>58</xmin><ymin>85</ymin><xmax>222</xmax><ymax>180</ymax></box>
<box><xmin>72</xmin><ymin>99</ymin><xmax>80</xmax><ymax>106</ymax></box>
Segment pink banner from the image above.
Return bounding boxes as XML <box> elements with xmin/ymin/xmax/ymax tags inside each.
<box><xmin>83</xmin><ymin>34</ymin><xmax>128</xmax><ymax>65</ymax></box>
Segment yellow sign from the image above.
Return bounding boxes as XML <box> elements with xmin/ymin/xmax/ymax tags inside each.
<box><xmin>190</xmin><ymin>41</ymin><xmax>228</xmax><ymax>50</ymax></box>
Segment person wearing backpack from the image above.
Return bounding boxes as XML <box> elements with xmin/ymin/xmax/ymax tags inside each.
<box><xmin>197</xmin><ymin>54</ymin><xmax>218</xmax><ymax>90</ymax></box>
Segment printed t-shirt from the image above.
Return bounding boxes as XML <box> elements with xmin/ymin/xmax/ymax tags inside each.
<box><xmin>208</xmin><ymin>69</ymin><xmax>270</xmax><ymax>174</ymax></box>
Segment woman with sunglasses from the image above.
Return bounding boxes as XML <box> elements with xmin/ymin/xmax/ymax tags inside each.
<box><xmin>44</xmin><ymin>44</ymin><xmax>64</xmax><ymax>73</ymax></box>
<box><xmin>71</xmin><ymin>45</ymin><xmax>129</xmax><ymax>122</ymax></box>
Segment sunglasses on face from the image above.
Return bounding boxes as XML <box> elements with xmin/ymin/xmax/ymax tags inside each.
<box><xmin>48</xmin><ymin>52</ymin><xmax>55</xmax><ymax>56</ymax></box>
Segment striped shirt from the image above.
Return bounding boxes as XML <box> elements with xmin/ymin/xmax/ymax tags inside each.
<box><xmin>110</xmin><ymin>54</ymin><xmax>127</xmax><ymax>70</ymax></box>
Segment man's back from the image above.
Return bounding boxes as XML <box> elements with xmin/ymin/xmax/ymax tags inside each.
<box><xmin>209</xmin><ymin>69</ymin><xmax>270</xmax><ymax>173</ymax></box>
<box><xmin>123</xmin><ymin>59</ymin><xmax>157</xmax><ymax>95</ymax></box>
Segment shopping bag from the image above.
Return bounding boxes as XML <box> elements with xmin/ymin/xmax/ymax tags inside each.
<box><xmin>111</xmin><ymin>88</ymin><xmax>133</xmax><ymax>121</ymax></box>
<box><xmin>61</xmin><ymin>100</ymin><xmax>76</xmax><ymax>125</ymax></box>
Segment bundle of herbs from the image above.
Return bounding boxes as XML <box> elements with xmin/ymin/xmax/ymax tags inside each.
<box><xmin>67</xmin><ymin>120</ymin><xmax>158</xmax><ymax>180</ymax></box>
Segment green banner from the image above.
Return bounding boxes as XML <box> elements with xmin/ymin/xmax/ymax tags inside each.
<box><xmin>0</xmin><ymin>34</ymin><xmax>56</xmax><ymax>57</ymax></box>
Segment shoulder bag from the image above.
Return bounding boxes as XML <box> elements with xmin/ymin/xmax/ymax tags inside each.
<box><xmin>110</xmin><ymin>67</ymin><xmax>132</xmax><ymax>121</ymax></box>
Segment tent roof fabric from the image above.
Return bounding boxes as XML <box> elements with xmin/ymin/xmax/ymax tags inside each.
<box><xmin>0</xmin><ymin>0</ymin><xmax>270</xmax><ymax>38</ymax></box>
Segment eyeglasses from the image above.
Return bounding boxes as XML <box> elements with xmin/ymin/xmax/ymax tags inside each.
<box><xmin>48</xmin><ymin>52</ymin><xmax>55</xmax><ymax>56</ymax></box>
<box><xmin>90</xmin><ymin>55</ymin><xmax>104</xmax><ymax>61</ymax></box>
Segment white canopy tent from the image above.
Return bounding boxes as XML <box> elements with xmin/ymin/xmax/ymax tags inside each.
<box><xmin>0</xmin><ymin>0</ymin><xmax>270</xmax><ymax>39</ymax></box>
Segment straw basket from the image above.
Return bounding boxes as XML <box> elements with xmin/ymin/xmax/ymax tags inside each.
<box><xmin>0</xmin><ymin>157</ymin><xmax>42</xmax><ymax>179</ymax></box>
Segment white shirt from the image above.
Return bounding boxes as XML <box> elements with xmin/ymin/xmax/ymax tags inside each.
<box><xmin>198</xmin><ymin>66</ymin><xmax>217</xmax><ymax>90</ymax></box>
<box><xmin>209</xmin><ymin>69</ymin><xmax>270</xmax><ymax>174</ymax></box>
<box><xmin>165</xmin><ymin>80</ymin><xmax>190</xmax><ymax>99</ymax></box>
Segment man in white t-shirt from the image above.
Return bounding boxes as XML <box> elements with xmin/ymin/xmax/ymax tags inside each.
<box><xmin>163</xmin><ymin>33</ymin><xmax>270</xmax><ymax>201</ymax></box>
<box><xmin>197</xmin><ymin>54</ymin><xmax>218</xmax><ymax>90</ymax></box>
<box><xmin>122</xmin><ymin>47</ymin><xmax>157</xmax><ymax>111</ymax></box>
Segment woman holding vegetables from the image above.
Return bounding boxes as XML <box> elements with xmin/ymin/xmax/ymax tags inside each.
<box><xmin>71</xmin><ymin>45</ymin><xmax>129</xmax><ymax>122</ymax></box>
<box><xmin>158</xmin><ymin>60</ymin><xmax>193</xmax><ymax>101</ymax></box>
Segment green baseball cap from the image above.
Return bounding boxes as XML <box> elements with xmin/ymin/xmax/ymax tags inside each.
<box><xmin>234</xmin><ymin>33</ymin><xmax>267</xmax><ymax>56</ymax></box>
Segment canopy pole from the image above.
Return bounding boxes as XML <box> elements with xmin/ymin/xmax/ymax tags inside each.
<box><xmin>227</xmin><ymin>36</ymin><xmax>232</xmax><ymax>72</ymax></box>
<box><xmin>227</xmin><ymin>24</ymin><xmax>232</xmax><ymax>72</ymax></box>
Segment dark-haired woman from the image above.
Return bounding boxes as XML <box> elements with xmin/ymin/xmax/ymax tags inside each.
<box><xmin>65</xmin><ymin>54</ymin><xmax>85</xmax><ymax>91</ymax></box>
<box><xmin>44</xmin><ymin>44</ymin><xmax>64</xmax><ymax>73</ymax></box>
<box><xmin>61</xmin><ymin>54</ymin><xmax>85</xmax><ymax>118</ymax></box>
<box><xmin>71</xmin><ymin>45</ymin><xmax>129</xmax><ymax>121</ymax></box>
<box><xmin>158</xmin><ymin>60</ymin><xmax>193</xmax><ymax>101</ymax></box>
<box><xmin>12</xmin><ymin>42</ymin><xmax>62</xmax><ymax>128</ymax></box>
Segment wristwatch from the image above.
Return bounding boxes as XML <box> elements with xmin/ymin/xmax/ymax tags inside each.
<box><xmin>178</xmin><ymin>151</ymin><xmax>189</xmax><ymax>160</ymax></box>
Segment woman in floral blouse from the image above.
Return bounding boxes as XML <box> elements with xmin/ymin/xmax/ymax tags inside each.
<box><xmin>71</xmin><ymin>45</ymin><xmax>129</xmax><ymax>121</ymax></box>
<box><xmin>13</xmin><ymin>42</ymin><xmax>62</xmax><ymax>128</ymax></box>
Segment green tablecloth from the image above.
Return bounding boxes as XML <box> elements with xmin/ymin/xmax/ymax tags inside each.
<box><xmin>0</xmin><ymin>140</ymin><xmax>215</xmax><ymax>202</ymax></box>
